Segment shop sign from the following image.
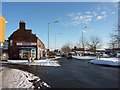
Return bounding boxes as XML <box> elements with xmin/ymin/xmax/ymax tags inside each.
<box><xmin>17</xmin><ymin>43</ymin><xmax>37</xmax><ymax>46</ymax></box>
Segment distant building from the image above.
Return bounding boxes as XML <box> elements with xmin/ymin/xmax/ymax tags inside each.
<box><xmin>72</xmin><ymin>46</ymin><xmax>105</xmax><ymax>55</ymax></box>
<box><xmin>8</xmin><ymin>21</ymin><xmax>45</xmax><ymax>59</ymax></box>
<box><xmin>105</xmin><ymin>48</ymin><xmax>120</xmax><ymax>54</ymax></box>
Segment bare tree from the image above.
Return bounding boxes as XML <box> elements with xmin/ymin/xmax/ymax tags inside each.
<box><xmin>76</xmin><ymin>37</ymin><xmax>88</xmax><ymax>50</ymax></box>
<box><xmin>87</xmin><ymin>35</ymin><xmax>102</xmax><ymax>53</ymax></box>
<box><xmin>109</xmin><ymin>26</ymin><xmax>120</xmax><ymax>48</ymax></box>
<box><xmin>109</xmin><ymin>33</ymin><xmax>117</xmax><ymax>49</ymax></box>
<box><xmin>61</xmin><ymin>43</ymin><xmax>72</xmax><ymax>53</ymax></box>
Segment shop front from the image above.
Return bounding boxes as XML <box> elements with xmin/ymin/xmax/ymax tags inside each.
<box><xmin>8</xmin><ymin>21</ymin><xmax>45</xmax><ymax>60</ymax></box>
<box><xmin>19</xmin><ymin>47</ymin><xmax>36</xmax><ymax>59</ymax></box>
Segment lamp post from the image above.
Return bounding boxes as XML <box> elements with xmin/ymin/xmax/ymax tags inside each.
<box><xmin>48</xmin><ymin>21</ymin><xmax>59</xmax><ymax>59</ymax></box>
<box><xmin>55</xmin><ymin>33</ymin><xmax>62</xmax><ymax>50</ymax></box>
<box><xmin>81</xmin><ymin>27</ymin><xmax>87</xmax><ymax>55</ymax></box>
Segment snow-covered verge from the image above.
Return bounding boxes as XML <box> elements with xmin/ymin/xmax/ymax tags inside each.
<box><xmin>90</xmin><ymin>58</ymin><xmax>120</xmax><ymax>66</ymax></box>
<box><xmin>0</xmin><ymin>66</ymin><xmax>50</xmax><ymax>89</ymax></box>
<box><xmin>0</xmin><ymin>58</ymin><xmax>60</xmax><ymax>67</ymax></box>
<box><xmin>73</xmin><ymin>56</ymin><xmax>97</xmax><ymax>60</ymax></box>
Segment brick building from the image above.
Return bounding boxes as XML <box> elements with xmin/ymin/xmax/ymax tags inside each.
<box><xmin>8</xmin><ymin>21</ymin><xmax>45</xmax><ymax>59</ymax></box>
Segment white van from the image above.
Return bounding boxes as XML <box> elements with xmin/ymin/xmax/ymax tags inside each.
<box><xmin>117</xmin><ymin>52</ymin><xmax>120</xmax><ymax>57</ymax></box>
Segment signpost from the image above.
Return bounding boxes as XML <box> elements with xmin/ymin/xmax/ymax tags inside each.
<box><xmin>0</xmin><ymin>15</ymin><xmax>7</xmax><ymax>60</ymax></box>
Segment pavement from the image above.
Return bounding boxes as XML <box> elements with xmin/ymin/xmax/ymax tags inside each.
<box><xmin>0</xmin><ymin>57</ymin><xmax>60</xmax><ymax>67</ymax></box>
<box><xmin>0</xmin><ymin>65</ymin><xmax>50</xmax><ymax>89</ymax></box>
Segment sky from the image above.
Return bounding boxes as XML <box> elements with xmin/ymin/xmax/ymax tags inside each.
<box><xmin>1</xmin><ymin>2</ymin><xmax>118</xmax><ymax>50</ymax></box>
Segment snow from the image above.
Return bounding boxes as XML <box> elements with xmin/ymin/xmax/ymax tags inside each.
<box><xmin>73</xmin><ymin>56</ymin><xmax>97</xmax><ymax>60</ymax></box>
<box><xmin>98</xmin><ymin>58</ymin><xmax>119</xmax><ymax>61</ymax></box>
<box><xmin>0</xmin><ymin>57</ymin><xmax>61</xmax><ymax>88</ymax></box>
<box><xmin>0</xmin><ymin>57</ymin><xmax>61</xmax><ymax>67</ymax></box>
<box><xmin>73</xmin><ymin>55</ymin><xmax>120</xmax><ymax>66</ymax></box>
<box><xmin>0</xmin><ymin>66</ymin><xmax>3</xmax><ymax>90</ymax></box>
<box><xmin>0</xmin><ymin>67</ymin><xmax>50</xmax><ymax>88</ymax></box>
<box><xmin>90</xmin><ymin>58</ymin><xmax>120</xmax><ymax>66</ymax></box>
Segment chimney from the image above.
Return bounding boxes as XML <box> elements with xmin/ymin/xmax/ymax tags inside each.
<box><xmin>27</xmin><ymin>29</ymin><xmax>32</xmax><ymax>33</ymax></box>
<box><xmin>19</xmin><ymin>21</ymin><xmax>26</xmax><ymax>29</ymax></box>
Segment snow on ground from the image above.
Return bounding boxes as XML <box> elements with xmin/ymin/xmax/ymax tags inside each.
<box><xmin>73</xmin><ymin>56</ymin><xmax>97</xmax><ymax>60</ymax></box>
<box><xmin>73</xmin><ymin>55</ymin><xmax>120</xmax><ymax>66</ymax></box>
<box><xmin>90</xmin><ymin>58</ymin><xmax>120</xmax><ymax>66</ymax></box>
<box><xmin>0</xmin><ymin>57</ymin><xmax>61</xmax><ymax>88</ymax></box>
<box><xmin>0</xmin><ymin>66</ymin><xmax>3</xmax><ymax>90</ymax></box>
<box><xmin>0</xmin><ymin>57</ymin><xmax>61</xmax><ymax>67</ymax></box>
<box><xmin>0</xmin><ymin>66</ymin><xmax>50</xmax><ymax>88</ymax></box>
<box><xmin>98</xmin><ymin>58</ymin><xmax>119</xmax><ymax>61</ymax></box>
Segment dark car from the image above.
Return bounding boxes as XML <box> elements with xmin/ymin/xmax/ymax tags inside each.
<box><xmin>67</xmin><ymin>53</ymin><xmax>72</xmax><ymax>59</ymax></box>
<box><xmin>61</xmin><ymin>54</ymin><xmax>67</xmax><ymax>57</ymax></box>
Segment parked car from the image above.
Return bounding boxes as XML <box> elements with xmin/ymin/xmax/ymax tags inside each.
<box><xmin>67</xmin><ymin>53</ymin><xmax>73</xmax><ymax>59</ymax></box>
<box><xmin>0</xmin><ymin>53</ymin><xmax>8</xmax><ymax>61</ymax></box>
<box><xmin>117</xmin><ymin>52</ymin><xmax>120</xmax><ymax>57</ymax></box>
<box><xmin>102</xmin><ymin>54</ymin><xmax>109</xmax><ymax>57</ymax></box>
<box><xmin>61</xmin><ymin>54</ymin><xmax>67</xmax><ymax>57</ymax></box>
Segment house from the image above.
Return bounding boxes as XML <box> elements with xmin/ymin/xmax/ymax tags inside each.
<box><xmin>105</xmin><ymin>48</ymin><xmax>120</xmax><ymax>55</ymax></box>
<box><xmin>8</xmin><ymin>21</ymin><xmax>45</xmax><ymax>59</ymax></box>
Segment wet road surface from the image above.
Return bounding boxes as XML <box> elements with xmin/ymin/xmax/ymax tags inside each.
<box><xmin>4</xmin><ymin>57</ymin><xmax>119</xmax><ymax>88</ymax></box>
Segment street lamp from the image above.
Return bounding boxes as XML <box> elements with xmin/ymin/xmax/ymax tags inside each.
<box><xmin>81</xmin><ymin>27</ymin><xmax>87</xmax><ymax>54</ymax></box>
<box><xmin>55</xmin><ymin>33</ymin><xmax>62</xmax><ymax>50</ymax></box>
<box><xmin>48</xmin><ymin>21</ymin><xmax>59</xmax><ymax>59</ymax></box>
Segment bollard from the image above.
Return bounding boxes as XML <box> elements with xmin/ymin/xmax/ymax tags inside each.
<box><xmin>31</xmin><ymin>58</ymin><xmax>35</xmax><ymax>62</ymax></box>
<box><xmin>28</xmin><ymin>57</ymin><xmax>31</xmax><ymax>62</ymax></box>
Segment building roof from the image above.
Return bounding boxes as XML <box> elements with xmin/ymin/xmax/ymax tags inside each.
<box><xmin>9</xmin><ymin>21</ymin><xmax>42</xmax><ymax>43</ymax></box>
<box><xmin>9</xmin><ymin>28</ymin><xmax>37</xmax><ymax>42</ymax></box>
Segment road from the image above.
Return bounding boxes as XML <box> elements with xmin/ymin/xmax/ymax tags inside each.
<box><xmin>5</xmin><ymin>57</ymin><xmax>119</xmax><ymax>88</ymax></box>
